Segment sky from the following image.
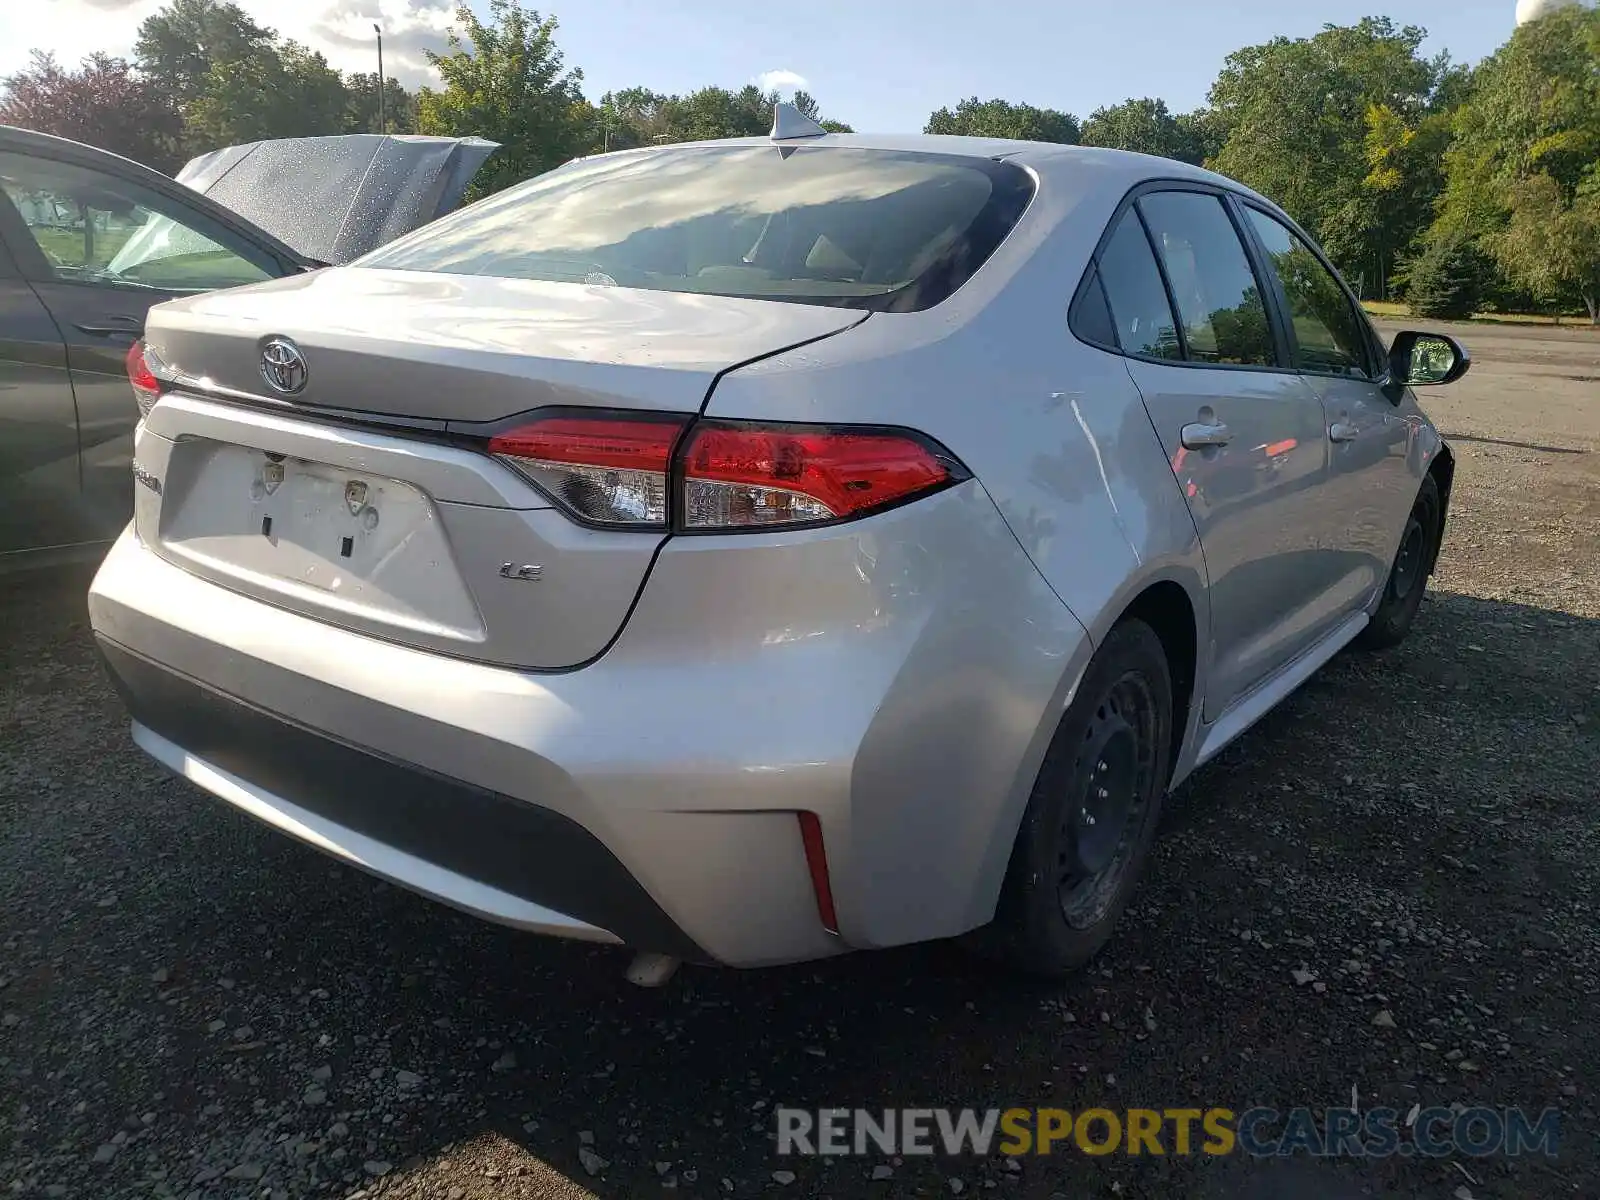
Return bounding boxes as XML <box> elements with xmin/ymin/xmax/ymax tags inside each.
<box><xmin>0</xmin><ymin>0</ymin><xmax>1551</xmax><ymax>132</ymax></box>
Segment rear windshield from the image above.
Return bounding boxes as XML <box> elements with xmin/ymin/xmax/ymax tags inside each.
<box><xmin>358</xmin><ymin>145</ymin><xmax>1035</xmax><ymax>312</ymax></box>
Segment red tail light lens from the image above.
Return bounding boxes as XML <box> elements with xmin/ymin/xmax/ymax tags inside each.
<box><xmin>484</xmin><ymin>412</ymin><xmax>966</xmax><ymax>531</ymax></box>
<box><xmin>680</xmin><ymin>423</ymin><xmax>963</xmax><ymax>530</ymax></box>
<box><xmin>126</xmin><ymin>339</ymin><xmax>161</xmax><ymax>418</ymax></box>
<box><xmin>488</xmin><ymin>415</ymin><xmax>689</xmax><ymax>527</ymax></box>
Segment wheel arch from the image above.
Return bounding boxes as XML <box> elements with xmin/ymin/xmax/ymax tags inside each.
<box><xmin>1426</xmin><ymin>442</ymin><xmax>1455</xmax><ymax>575</ymax></box>
<box><xmin>967</xmin><ymin>574</ymin><xmax>1204</xmax><ymax>970</ymax></box>
<box><xmin>961</xmin><ymin>565</ymin><xmax>1207</xmax><ymax>937</ymax></box>
<box><xmin>1115</xmin><ymin>579</ymin><xmax>1199</xmax><ymax>784</ymax></box>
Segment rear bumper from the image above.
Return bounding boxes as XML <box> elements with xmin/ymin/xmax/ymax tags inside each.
<box><xmin>89</xmin><ymin>481</ymin><xmax>1089</xmax><ymax>966</ymax></box>
<box><xmin>98</xmin><ymin>636</ymin><xmax>697</xmax><ymax>958</ymax></box>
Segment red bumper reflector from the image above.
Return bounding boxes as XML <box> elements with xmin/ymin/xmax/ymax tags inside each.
<box><xmin>797</xmin><ymin>812</ymin><xmax>839</xmax><ymax>934</ymax></box>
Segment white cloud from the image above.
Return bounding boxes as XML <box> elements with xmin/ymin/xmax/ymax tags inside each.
<box><xmin>0</xmin><ymin>0</ymin><xmax>454</xmax><ymax>89</ymax></box>
<box><xmin>755</xmin><ymin>68</ymin><xmax>807</xmax><ymax>95</ymax></box>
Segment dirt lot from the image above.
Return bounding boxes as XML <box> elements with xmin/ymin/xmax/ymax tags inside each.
<box><xmin>2</xmin><ymin>321</ymin><xmax>1596</xmax><ymax>1200</ymax></box>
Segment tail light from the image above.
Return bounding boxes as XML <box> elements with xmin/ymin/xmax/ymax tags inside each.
<box><xmin>486</xmin><ymin>411</ymin><xmax>967</xmax><ymax>531</ymax></box>
<box><xmin>681</xmin><ymin>424</ymin><xmax>960</xmax><ymax>529</ymax></box>
<box><xmin>126</xmin><ymin>339</ymin><xmax>161</xmax><ymax>418</ymax></box>
<box><xmin>488</xmin><ymin>415</ymin><xmax>685</xmax><ymax>527</ymax></box>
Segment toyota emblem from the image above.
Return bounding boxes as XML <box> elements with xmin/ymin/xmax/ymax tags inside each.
<box><xmin>260</xmin><ymin>337</ymin><xmax>308</xmax><ymax>395</ymax></box>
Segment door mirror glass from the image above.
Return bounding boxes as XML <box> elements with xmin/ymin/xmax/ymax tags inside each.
<box><xmin>1390</xmin><ymin>330</ymin><xmax>1471</xmax><ymax>387</ymax></box>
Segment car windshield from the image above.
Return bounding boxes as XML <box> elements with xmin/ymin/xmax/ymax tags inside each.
<box><xmin>358</xmin><ymin>145</ymin><xmax>1035</xmax><ymax>312</ymax></box>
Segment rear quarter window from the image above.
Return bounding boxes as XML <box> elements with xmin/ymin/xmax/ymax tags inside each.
<box><xmin>360</xmin><ymin>145</ymin><xmax>1035</xmax><ymax>312</ymax></box>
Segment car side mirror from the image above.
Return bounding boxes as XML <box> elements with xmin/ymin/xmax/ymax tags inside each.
<box><xmin>1388</xmin><ymin>330</ymin><xmax>1471</xmax><ymax>387</ymax></box>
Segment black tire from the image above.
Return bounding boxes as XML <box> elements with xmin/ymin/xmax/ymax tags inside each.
<box><xmin>1353</xmin><ymin>474</ymin><xmax>1441</xmax><ymax>652</ymax></box>
<box><xmin>981</xmin><ymin>618</ymin><xmax>1174</xmax><ymax>980</ymax></box>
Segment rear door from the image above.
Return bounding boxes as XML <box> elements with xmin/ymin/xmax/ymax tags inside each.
<box><xmin>0</xmin><ymin>208</ymin><xmax>81</xmax><ymax>559</ymax></box>
<box><xmin>1097</xmin><ymin>188</ymin><xmax>1346</xmax><ymax>717</ymax></box>
<box><xmin>1238</xmin><ymin>204</ymin><xmax>1418</xmax><ymax>604</ymax></box>
<box><xmin>0</xmin><ymin>146</ymin><xmax>286</xmax><ymax>545</ymax></box>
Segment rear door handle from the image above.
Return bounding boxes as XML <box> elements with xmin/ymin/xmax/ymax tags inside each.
<box><xmin>74</xmin><ymin>317</ymin><xmax>142</xmax><ymax>340</ymax></box>
<box><xmin>1181</xmin><ymin>422</ymin><xmax>1232</xmax><ymax>449</ymax></box>
<box><xmin>1329</xmin><ymin>421</ymin><xmax>1359</xmax><ymax>443</ymax></box>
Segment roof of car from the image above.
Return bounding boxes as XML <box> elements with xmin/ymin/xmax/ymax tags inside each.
<box><xmin>576</xmin><ymin>131</ymin><xmax>1263</xmax><ymax>202</ymax></box>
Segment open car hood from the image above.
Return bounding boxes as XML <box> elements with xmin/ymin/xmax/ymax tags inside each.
<box><xmin>176</xmin><ymin>134</ymin><xmax>499</xmax><ymax>266</ymax></box>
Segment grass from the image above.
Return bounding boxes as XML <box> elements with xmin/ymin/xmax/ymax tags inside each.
<box><xmin>1362</xmin><ymin>299</ymin><xmax>1597</xmax><ymax>328</ymax></box>
<box><xmin>28</xmin><ymin>225</ymin><xmax>265</xmax><ymax>290</ymax></box>
<box><xmin>31</xmin><ymin>224</ymin><xmax>134</xmax><ymax>269</ymax></box>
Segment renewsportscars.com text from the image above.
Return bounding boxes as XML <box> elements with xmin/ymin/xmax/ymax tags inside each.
<box><xmin>775</xmin><ymin>1107</ymin><xmax>1561</xmax><ymax>1159</ymax></box>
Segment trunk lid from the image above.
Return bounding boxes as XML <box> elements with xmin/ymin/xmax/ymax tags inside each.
<box><xmin>175</xmin><ymin>134</ymin><xmax>499</xmax><ymax>265</ymax></box>
<box><xmin>143</xmin><ymin>267</ymin><xmax>865</xmax><ymax>420</ymax></box>
<box><xmin>135</xmin><ymin>272</ymin><xmax>866</xmax><ymax>669</ymax></box>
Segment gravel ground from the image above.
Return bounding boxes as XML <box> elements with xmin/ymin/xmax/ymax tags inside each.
<box><xmin>2</xmin><ymin>320</ymin><xmax>1597</xmax><ymax>1200</ymax></box>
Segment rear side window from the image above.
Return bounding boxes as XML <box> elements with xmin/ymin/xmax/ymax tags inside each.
<box><xmin>1137</xmin><ymin>191</ymin><xmax>1276</xmax><ymax>368</ymax></box>
<box><xmin>360</xmin><ymin>145</ymin><xmax>1035</xmax><ymax>312</ymax></box>
<box><xmin>1243</xmin><ymin>207</ymin><xmax>1371</xmax><ymax>377</ymax></box>
<box><xmin>1096</xmin><ymin>212</ymin><xmax>1182</xmax><ymax>360</ymax></box>
<box><xmin>1068</xmin><ymin>266</ymin><xmax>1118</xmax><ymax>349</ymax></box>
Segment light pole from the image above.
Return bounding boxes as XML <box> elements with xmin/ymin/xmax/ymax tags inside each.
<box><xmin>373</xmin><ymin>24</ymin><xmax>385</xmax><ymax>135</ymax></box>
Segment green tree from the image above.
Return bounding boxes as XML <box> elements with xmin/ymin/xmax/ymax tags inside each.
<box><xmin>133</xmin><ymin>0</ymin><xmax>274</xmax><ymax>110</ymax></box>
<box><xmin>1080</xmin><ymin>97</ymin><xmax>1202</xmax><ymax>163</ymax></box>
<box><xmin>594</xmin><ymin>86</ymin><xmax>670</xmax><ymax>150</ymax></box>
<box><xmin>1493</xmin><ymin>170</ymin><xmax>1600</xmax><ymax>323</ymax></box>
<box><xmin>595</xmin><ymin>84</ymin><xmax>849</xmax><ymax>151</ymax></box>
<box><xmin>187</xmin><ymin>41</ymin><xmax>347</xmax><ymax>148</ymax></box>
<box><xmin>417</xmin><ymin>1</ymin><xmax>590</xmax><ymax>197</ymax></box>
<box><xmin>1401</xmin><ymin>231</ymin><xmax>1491</xmax><ymax>319</ymax></box>
<box><xmin>924</xmin><ymin>97</ymin><xmax>1079</xmax><ymax>143</ymax></box>
<box><xmin>654</xmin><ymin>84</ymin><xmax>780</xmax><ymax>141</ymax></box>
<box><xmin>1432</xmin><ymin>9</ymin><xmax>1600</xmax><ymax>221</ymax></box>
<box><xmin>1175</xmin><ymin>109</ymin><xmax>1225</xmax><ymax>164</ymax></box>
<box><xmin>1206</xmin><ymin>18</ymin><xmax>1446</xmax><ymax>292</ymax></box>
<box><xmin>1426</xmin><ymin>5</ymin><xmax>1600</xmax><ymax>319</ymax></box>
<box><xmin>792</xmin><ymin>90</ymin><xmax>852</xmax><ymax>133</ymax></box>
<box><xmin>344</xmin><ymin>73</ymin><xmax>418</xmax><ymax>135</ymax></box>
<box><xmin>1316</xmin><ymin>102</ymin><xmax>1451</xmax><ymax>298</ymax></box>
<box><xmin>1447</xmin><ymin>5</ymin><xmax>1599</xmax><ymax>217</ymax></box>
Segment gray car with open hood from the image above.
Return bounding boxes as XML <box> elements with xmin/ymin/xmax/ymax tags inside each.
<box><xmin>0</xmin><ymin>127</ymin><xmax>496</xmax><ymax>567</ymax></box>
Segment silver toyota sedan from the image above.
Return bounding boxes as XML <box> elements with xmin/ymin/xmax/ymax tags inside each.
<box><xmin>88</xmin><ymin>108</ymin><xmax>1469</xmax><ymax>978</ymax></box>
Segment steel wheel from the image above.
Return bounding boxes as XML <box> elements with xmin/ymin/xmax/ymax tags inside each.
<box><xmin>1057</xmin><ymin>672</ymin><xmax>1160</xmax><ymax>930</ymax></box>
<box><xmin>1355</xmin><ymin>473</ymin><xmax>1441</xmax><ymax>652</ymax></box>
<box><xmin>982</xmin><ymin>618</ymin><xmax>1174</xmax><ymax>979</ymax></box>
